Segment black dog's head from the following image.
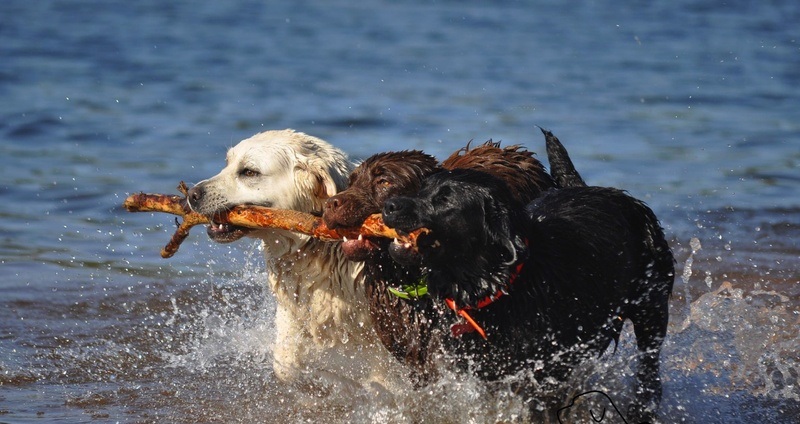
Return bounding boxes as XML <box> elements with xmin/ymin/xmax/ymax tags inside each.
<box><xmin>383</xmin><ymin>168</ymin><xmax>528</xmax><ymax>308</ymax></box>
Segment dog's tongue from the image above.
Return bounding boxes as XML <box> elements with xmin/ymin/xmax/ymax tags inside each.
<box><xmin>208</xmin><ymin>221</ymin><xmax>233</xmax><ymax>234</ymax></box>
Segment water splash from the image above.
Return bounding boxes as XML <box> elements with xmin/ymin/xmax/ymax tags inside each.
<box><xmin>663</xmin><ymin>280</ymin><xmax>800</xmax><ymax>422</ymax></box>
<box><xmin>164</xmin><ymin>244</ymin><xmax>275</xmax><ymax>372</ymax></box>
<box><xmin>681</xmin><ymin>237</ymin><xmax>702</xmax><ymax>311</ymax></box>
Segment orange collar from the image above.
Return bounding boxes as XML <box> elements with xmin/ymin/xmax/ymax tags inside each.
<box><xmin>445</xmin><ymin>260</ymin><xmax>525</xmax><ymax>340</ymax></box>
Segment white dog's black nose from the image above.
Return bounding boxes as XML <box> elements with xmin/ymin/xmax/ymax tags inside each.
<box><xmin>187</xmin><ymin>185</ymin><xmax>205</xmax><ymax>210</ymax></box>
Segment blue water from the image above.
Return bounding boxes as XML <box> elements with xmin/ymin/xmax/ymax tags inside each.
<box><xmin>1</xmin><ymin>1</ymin><xmax>798</xmax><ymax>422</ymax></box>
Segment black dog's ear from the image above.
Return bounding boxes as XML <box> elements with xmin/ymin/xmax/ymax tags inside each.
<box><xmin>482</xmin><ymin>196</ymin><xmax>522</xmax><ymax>266</ymax></box>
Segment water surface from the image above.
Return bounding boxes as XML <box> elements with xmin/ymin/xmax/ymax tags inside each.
<box><xmin>1</xmin><ymin>1</ymin><xmax>798</xmax><ymax>422</ymax></box>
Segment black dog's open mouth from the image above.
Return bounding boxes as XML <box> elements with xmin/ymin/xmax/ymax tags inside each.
<box><xmin>388</xmin><ymin>230</ymin><xmax>438</xmax><ymax>266</ymax></box>
<box><xmin>206</xmin><ymin>216</ymin><xmax>250</xmax><ymax>243</ymax></box>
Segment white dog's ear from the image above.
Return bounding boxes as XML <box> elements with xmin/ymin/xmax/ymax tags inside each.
<box><xmin>313</xmin><ymin>170</ymin><xmax>338</xmax><ymax>200</ymax></box>
<box><xmin>297</xmin><ymin>161</ymin><xmax>338</xmax><ymax>200</ymax></box>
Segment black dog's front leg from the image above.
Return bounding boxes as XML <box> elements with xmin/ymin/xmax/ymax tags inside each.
<box><xmin>629</xmin><ymin>297</ymin><xmax>670</xmax><ymax>423</ymax></box>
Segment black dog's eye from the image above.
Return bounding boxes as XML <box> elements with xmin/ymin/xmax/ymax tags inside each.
<box><xmin>432</xmin><ymin>186</ymin><xmax>452</xmax><ymax>204</ymax></box>
<box><xmin>376</xmin><ymin>177</ymin><xmax>392</xmax><ymax>188</ymax></box>
<box><xmin>239</xmin><ymin>168</ymin><xmax>260</xmax><ymax>177</ymax></box>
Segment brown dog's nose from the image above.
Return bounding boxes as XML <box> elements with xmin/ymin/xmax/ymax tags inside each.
<box><xmin>323</xmin><ymin>194</ymin><xmax>364</xmax><ymax>229</ymax></box>
<box><xmin>323</xmin><ymin>195</ymin><xmax>348</xmax><ymax>229</ymax></box>
<box><xmin>325</xmin><ymin>196</ymin><xmax>341</xmax><ymax>212</ymax></box>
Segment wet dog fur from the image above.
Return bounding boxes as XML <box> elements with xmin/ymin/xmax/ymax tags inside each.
<box><xmin>322</xmin><ymin>136</ymin><xmax>561</xmax><ymax>384</ymax></box>
<box><xmin>186</xmin><ymin>129</ymin><xmax>405</xmax><ymax>392</ymax></box>
<box><xmin>382</xmin><ymin>168</ymin><xmax>675</xmax><ymax>419</ymax></box>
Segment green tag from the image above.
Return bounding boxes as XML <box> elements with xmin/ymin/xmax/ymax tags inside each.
<box><xmin>387</xmin><ymin>276</ymin><xmax>428</xmax><ymax>299</ymax></box>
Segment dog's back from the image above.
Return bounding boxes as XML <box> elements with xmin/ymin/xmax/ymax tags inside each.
<box><xmin>523</xmin><ymin>186</ymin><xmax>674</xmax><ymax>418</ymax></box>
<box><xmin>442</xmin><ymin>140</ymin><xmax>555</xmax><ymax>204</ymax></box>
<box><xmin>524</xmin><ymin>186</ymin><xmax>674</xmax><ymax>349</ymax></box>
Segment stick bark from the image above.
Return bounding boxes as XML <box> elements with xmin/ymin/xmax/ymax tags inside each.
<box><xmin>123</xmin><ymin>182</ymin><xmax>424</xmax><ymax>258</ymax></box>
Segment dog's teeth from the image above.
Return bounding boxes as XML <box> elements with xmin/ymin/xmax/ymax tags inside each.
<box><xmin>358</xmin><ymin>234</ymin><xmax>363</xmax><ymax>241</ymax></box>
<box><xmin>404</xmin><ymin>242</ymin><xmax>411</xmax><ymax>248</ymax></box>
<box><xmin>343</xmin><ymin>236</ymin><xmax>349</xmax><ymax>242</ymax></box>
<box><xmin>394</xmin><ymin>238</ymin><xmax>399</xmax><ymax>244</ymax></box>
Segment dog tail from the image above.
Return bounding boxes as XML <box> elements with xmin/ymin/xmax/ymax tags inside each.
<box><xmin>539</xmin><ymin>127</ymin><xmax>587</xmax><ymax>188</ymax></box>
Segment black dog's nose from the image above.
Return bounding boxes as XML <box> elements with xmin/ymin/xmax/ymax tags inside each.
<box><xmin>382</xmin><ymin>197</ymin><xmax>404</xmax><ymax>215</ymax></box>
<box><xmin>187</xmin><ymin>185</ymin><xmax>204</xmax><ymax>209</ymax></box>
<box><xmin>382</xmin><ymin>197</ymin><xmax>413</xmax><ymax>226</ymax></box>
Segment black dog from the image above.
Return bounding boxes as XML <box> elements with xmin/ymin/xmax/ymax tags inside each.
<box><xmin>383</xmin><ymin>168</ymin><xmax>674</xmax><ymax>419</ymax></box>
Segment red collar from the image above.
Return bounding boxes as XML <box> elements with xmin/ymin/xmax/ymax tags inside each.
<box><xmin>445</xmin><ymin>259</ymin><xmax>525</xmax><ymax>340</ymax></box>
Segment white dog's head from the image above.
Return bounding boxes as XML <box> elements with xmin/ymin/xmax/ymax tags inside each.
<box><xmin>187</xmin><ymin>129</ymin><xmax>352</xmax><ymax>243</ymax></box>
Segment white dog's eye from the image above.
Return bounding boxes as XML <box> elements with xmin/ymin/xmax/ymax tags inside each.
<box><xmin>239</xmin><ymin>168</ymin><xmax>260</xmax><ymax>178</ymax></box>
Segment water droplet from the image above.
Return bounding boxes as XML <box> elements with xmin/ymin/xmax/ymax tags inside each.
<box><xmin>690</xmin><ymin>237</ymin><xmax>702</xmax><ymax>252</ymax></box>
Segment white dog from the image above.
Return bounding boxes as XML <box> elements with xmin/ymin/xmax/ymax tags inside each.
<box><xmin>187</xmin><ymin>129</ymin><xmax>404</xmax><ymax>393</ymax></box>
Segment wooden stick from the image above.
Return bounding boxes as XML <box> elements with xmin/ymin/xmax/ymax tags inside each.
<box><xmin>123</xmin><ymin>192</ymin><xmax>190</xmax><ymax>216</ymax></box>
<box><xmin>123</xmin><ymin>182</ymin><xmax>426</xmax><ymax>258</ymax></box>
